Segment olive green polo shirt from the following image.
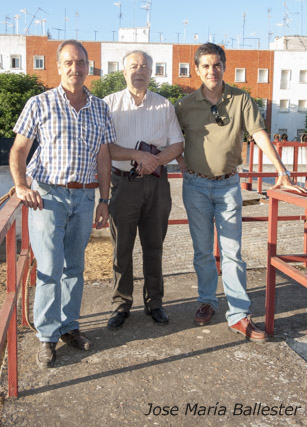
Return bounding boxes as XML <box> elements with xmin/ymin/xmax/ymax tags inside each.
<box><xmin>175</xmin><ymin>83</ymin><xmax>265</xmax><ymax>177</ymax></box>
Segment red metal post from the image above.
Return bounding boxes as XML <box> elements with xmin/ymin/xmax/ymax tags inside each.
<box><xmin>214</xmin><ymin>225</ymin><xmax>221</xmax><ymax>275</ymax></box>
<box><xmin>6</xmin><ymin>222</ymin><xmax>18</xmax><ymax>398</ymax></box>
<box><xmin>257</xmin><ymin>148</ymin><xmax>263</xmax><ymax>193</ymax></box>
<box><xmin>292</xmin><ymin>147</ymin><xmax>298</xmax><ymax>184</ymax></box>
<box><xmin>265</xmin><ymin>197</ymin><xmax>278</xmax><ymax>336</ymax></box>
<box><xmin>21</xmin><ymin>206</ymin><xmax>29</xmax><ymax>327</ymax></box>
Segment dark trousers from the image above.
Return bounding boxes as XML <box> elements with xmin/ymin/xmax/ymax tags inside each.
<box><xmin>108</xmin><ymin>169</ymin><xmax>171</xmax><ymax>312</ymax></box>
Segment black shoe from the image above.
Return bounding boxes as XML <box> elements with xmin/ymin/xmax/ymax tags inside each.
<box><xmin>36</xmin><ymin>342</ymin><xmax>57</xmax><ymax>369</ymax></box>
<box><xmin>145</xmin><ymin>307</ymin><xmax>169</xmax><ymax>325</ymax></box>
<box><xmin>107</xmin><ymin>311</ymin><xmax>129</xmax><ymax>328</ymax></box>
<box><xmin>60</xmin><ymin>329</ymin><xmax>93</xmax><ymax>351</ymax></box>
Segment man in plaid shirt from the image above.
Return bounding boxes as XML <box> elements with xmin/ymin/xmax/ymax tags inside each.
<box><xmin>10</xmin><ymin>40</ymin><xmax>115</xmax><ymax>369</ymax></box>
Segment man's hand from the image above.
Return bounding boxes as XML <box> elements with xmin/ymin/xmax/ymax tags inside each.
<box><xmin>95</xmin><ymin>203</ymin><xmax>109</xmax><ymax>229</ymax></box>
<box><xmin>135</xmin><ymin>151</ymin><xmax>159</xmax><ymax>175</ymax></box>
<box><xmin>15</xmin><ymin>185</ymin><xmax>43</xmax><ymax>210</ymax></box>
<box><xmin>176</xmin><ymin>154</ymin><xmax>186</xmax><ymax>173</ymax></box>
<box><xmin>271</xmin><ymin>175</ymin><xmax>307</xmax><ymax>194</ymax></box>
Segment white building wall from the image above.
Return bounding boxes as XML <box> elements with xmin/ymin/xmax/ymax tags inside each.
<box><xmin>118</xmin><ymin>27</ymin><xmax>149</xmax><ymax>43</ymax></box>
<box><xmin>271</xmin><ymin>50</ymin><xmax>307</xmax><ymax>140</ymax></box>
<box><xmin>101</xmin><ymin>42</ymin><xmax>173</xmax><ymax>85</ymax></box>
<box><xmin>0</xmin><ymin>35</ymin><xmax>26</xmax><ymax>74</ymax></box>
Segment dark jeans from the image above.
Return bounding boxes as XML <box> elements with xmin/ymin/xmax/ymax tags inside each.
<box><xmin>108</xmin><ymin>169</ymin><xmax>171</xmax><ymax>312</ymax></box>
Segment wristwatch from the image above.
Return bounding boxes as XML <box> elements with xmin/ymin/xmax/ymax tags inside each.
<box><xmin>278</xmin><ymin>170</ymin><xmax>291</xmax><ymax>177</ymax></box>
<box><xmin>98</xmin><ymin>198</ymin><xmax>110</xmax><ymax>204</ymax></box>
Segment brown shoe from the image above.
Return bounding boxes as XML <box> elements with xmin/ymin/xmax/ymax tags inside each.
<box><xmin>36</xmin><ymin>342</ymin><xmax>56</xmax><ymax>369</ymax></box>
<box><xmin>229</xmin><ymin>317</ymin><xmax>268</xmax><ymax>342</ymax></box>
<box><xmin>194</xmin><ymin>303</ymin><xmax>215</xmax><ymax>326</ymax></box>
<box><xmin>61</xmin><ymin>329</ymin><xmax>93</xmax><ymax>351</ymax></box>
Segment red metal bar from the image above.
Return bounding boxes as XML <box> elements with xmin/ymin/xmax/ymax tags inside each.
<box><xmin>6</xmin><ymin>222</ymin><xmax>18</xmax><ymax>398</ymax></box>
<box><xmin>257</xmin><ymin>149</ymin><xmax>263</xmax><ymax>193</ymax></box>
<box><xmin>292</xmin><ymin>147</ymin><xmax>298</xmax><ymax>184</ymax></box>
<box><xmin>214</xmin><ymin>226</ymin><xmax>221</xmax><ymax>275</ymax></box>
<box><xmin>265</xmin><ymin>197</ymin><xmax>278</xmax><ymax>336</ymax></box>
<box><xmin>21</xmin><ymin>206</ymin><xmax>29</xmax><ymax>327</ymax></box>
<box><xmin>248</xmin><ymin>140</ymin><xmax>254</xmax><ymax>186</ymax></box>
<box><xmin>271</xmin><ymin>257</ymin><xmax>307</xmax><ymax>287</ymax></box>
<box><xmin>265</xmin><ymin>189</ymin><xmax>307</xmax><ymax>336</ymax></box>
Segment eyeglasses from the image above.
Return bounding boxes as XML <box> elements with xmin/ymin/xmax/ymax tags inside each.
<box><xmin>211</xmin><ymin>105</ymin><xmax>225</xmax><ymax>126</ymax></box>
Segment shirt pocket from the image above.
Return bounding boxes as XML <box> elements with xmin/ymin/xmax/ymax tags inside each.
<box><xmin>82</xmin><ymin>123</ymin><xmax>105</xmax><ymax>155</ymax></box>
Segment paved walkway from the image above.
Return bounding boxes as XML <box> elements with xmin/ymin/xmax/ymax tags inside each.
<box><xmin>0</xmin><ymin>178</ymin><xmax>306</xmax><ymax>426</ymax></box>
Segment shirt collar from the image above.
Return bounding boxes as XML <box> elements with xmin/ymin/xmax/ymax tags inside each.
<box><xmin>58</xmin><ymin>84</ymin><xmax>92</xmax><ymax>104</ymax></box>
<box><xmin>196</xmin><ymin>82</ymin><xmax>232</xmax><ymax>103</ymax></box>
<box><xmin>125</xmin><ymin>87</ymin><xmax>149</xmax><ymax>106</ymax></box>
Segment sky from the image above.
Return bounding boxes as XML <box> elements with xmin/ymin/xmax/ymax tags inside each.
<box><xmin>1</xmin><ymin>0</ymin><xmax>306</xmax><ymax>48</ymax></box>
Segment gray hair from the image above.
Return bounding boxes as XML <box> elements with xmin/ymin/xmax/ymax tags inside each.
<box><xmin>123</xmin><ymin>50</ymin><xmax>153</xmax><ymax>69</ymax></box>
<box><xmin>56</xmin><ymin>39</ymin><xmax>88</xmax><ymax>63</ymax></box>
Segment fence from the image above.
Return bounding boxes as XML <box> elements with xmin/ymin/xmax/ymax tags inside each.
<box><xmin>1</xmin><ymin>166</ymin><xmax>307</xmax><ymax>397</ymax></box>
<box><xmin>242</xmin><ymin>140</ymin><xmax>307</xmax><ymax>193</ymax></box>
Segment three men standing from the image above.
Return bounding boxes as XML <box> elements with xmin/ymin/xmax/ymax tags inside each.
<box><xmin>104</xmin><ymin>50</ymin><xmax>183</xmax><ymax>328</ymax></box>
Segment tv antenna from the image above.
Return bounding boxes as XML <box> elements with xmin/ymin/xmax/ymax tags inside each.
<box><xmin>25</xmin><ymin>7</ymin><xmax>48</xmax><ymax>34</ymax></box>
<box><xmin>183</xmin><ymin>20</ymin><xmax>188</xmax><ymax>43</ymax></box>
<box><xmin>141</xmin><ymin>1</ymin><xmax>152</xmax><ymax>41</ymax></box>
<box><xmin>52</xmin><ymin>27</ymin><xmax>64</xmax><ymax>39</ymax></box>
<box><xmin>0</xmin><ymin>16</ymin><xmax>11</xmax><ymax>34</ymax></box>
<box><xmin>114</xmin><ymin>2</ymin><xmax>123</xmax><ymax>29</ymax></box>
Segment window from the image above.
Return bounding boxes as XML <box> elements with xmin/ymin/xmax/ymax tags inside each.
<box><xmin>259</xmin><ymin>98</ymin><xmax>267</xmax><ymax>119</ymax></box>
<box><xmin>280</xmin><ymin>70</ymin><xmax>291</xmax><ymax>89</ymax></box>
<box><xmin>179</xmin><ymin>63</ymin><xmax>189</xmax><ymax>77</ymax></box>
<box><xmin>279</xmin><ymin>99</ymin><xmax>289</xmax><ymax>112</ymax></box>
<box><xmin>155</xmin><ymin>63</ymin><xmax>166</xmax><ymax>76</ymax></box>
<box><xmin>108</xmin><ymin>62</ymin><xmax>118</xmax><ymax>73</ymax></box>
<box><xmin>298</xmin><ymin>100</ymin><xmax>307</xmax><ymax>112</ymax></box>
<box><xmin>33</xmin><ymin>55</ymin><xmax>45</xmax><ymax>70</ymax></box>
<box><xmin>88</xmin><ymin>60</ymin><xmax>94</xmax><ymax>75</ymax></box>
<box><xmin>235</xmin><ymin>68</ymin><xmax>245</xmax><ymax>82</ymax></box>
<box><xmin>279</xmin><ymin>128</ymin><xmax>287</xmax><ymax>136</ymax></box>
<box><xmin>299</xmin><ymin>70</ymin><xmax>307</xmax><ymax>84</ymax></box>
<box><xmin>11</xmin><ymin>55</ymin><xmax>21</xmax><ymax>69</ymax></box>
<box><xmin>258</xmin><ymin>69</ymin><xmax>268</xmax><ymax>83</ymax></box>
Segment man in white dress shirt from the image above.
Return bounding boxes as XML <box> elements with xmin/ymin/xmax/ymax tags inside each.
<box><xmin>104</xmin><ymin>50</ymin><xmax>183</xmax><ymax>328</ymax></box>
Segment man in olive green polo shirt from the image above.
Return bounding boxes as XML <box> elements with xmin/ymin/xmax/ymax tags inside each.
<box><xmin>175</xmin><ymin>42</ymin><xmax>306</xmax><ymax>342</ymax></box>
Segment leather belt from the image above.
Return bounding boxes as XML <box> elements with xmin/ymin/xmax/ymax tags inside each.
<box><xmin>111</xmin><ymin>166</ymin><xmax>130</xmax><ymax>177</ymax></box>
<box><xmin>186</xmin><ymin>168</ymin><xmax>237</xmax><ymax>180</ymax></box>
<box><xmin>57</xmin><ymin>182</ymin><xmax>99</xmax><ymax>189</ymax></box>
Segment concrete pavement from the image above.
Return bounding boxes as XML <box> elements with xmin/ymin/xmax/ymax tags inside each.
<box><xmin>0</xmin><ymin>177</ymin><xmax>306</xmax><ymax>427</ymax></box>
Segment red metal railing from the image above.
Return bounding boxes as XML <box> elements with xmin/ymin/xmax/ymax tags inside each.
<box><xmin>0</xmin><ymin>194</ymin><xmax>34</xmax><ymax>398</ymax></box>
<box><xmin>242</xmin><ymin>141</ymin><xmax>307</xmax><ymax>193</ymax></box>
<box><xmin>265</xmin><ymin>189</ymin><xmax>307</xmax><ymax>336</ymax></box>
<box><xmin>1</xmin><ymin>168</ymin><xmax>307</xmax><ymax>397</ymax></box>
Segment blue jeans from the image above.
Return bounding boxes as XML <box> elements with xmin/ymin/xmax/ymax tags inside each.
<box><xmin>29</xmin><ymin>180</ymin><xmax>95</xmax><ymax>342</ymax></box>
<box><xmin>183</xmin><ymin>172</ymin><xmax>251</xmax><ymax>326</ymax></box>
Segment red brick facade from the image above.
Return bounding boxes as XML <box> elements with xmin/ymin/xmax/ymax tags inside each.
<box><xmin>26</xmin><ymin>36</ymin><xmax>101</xmax><ymax>90</ymax></box>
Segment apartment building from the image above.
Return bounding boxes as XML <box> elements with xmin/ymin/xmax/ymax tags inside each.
<box><xmin>1</xmin><ymin>34</ymin><xmax>307</xmax><ymax>137</ymax></box>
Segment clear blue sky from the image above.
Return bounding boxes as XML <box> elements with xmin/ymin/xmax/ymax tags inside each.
<box><xmin>1</xmin><ymin>0</ymin><xmax>306</xmax><ymax>48</ymax></box>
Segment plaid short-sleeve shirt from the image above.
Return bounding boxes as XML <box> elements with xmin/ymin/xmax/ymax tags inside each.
<box><xmin>14</xmin><ymin>85</ymin><xmax>116</xmax><ymax>184</ymax></box>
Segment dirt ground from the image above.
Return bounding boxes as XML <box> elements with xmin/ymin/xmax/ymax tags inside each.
<box><xmin>0</xmin><ymin>236</ymin><xmax>114</xmax><ymax>310</ymax></box>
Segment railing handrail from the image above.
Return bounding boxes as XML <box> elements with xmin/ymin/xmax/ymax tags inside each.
<box><xmin>0</xmin><ymin>193</ymin><xmax>32</xmax><ymax>397</ymax></box>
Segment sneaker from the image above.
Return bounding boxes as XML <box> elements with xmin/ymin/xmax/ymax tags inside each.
<box><xmin>194</xmin><ymin>303</ymin><xmax>215</xmax><ymax>326</ymax></box>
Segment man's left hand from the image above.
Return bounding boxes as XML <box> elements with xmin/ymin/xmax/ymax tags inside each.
<box><xmin>271</xmin><ymin>176</ymin><xmax>307</xmax><ymax>194</ymax></box>
<box><xmin>95</xmin><ymin>203</ymin><xmax>109</xmax><ymax>229</ymax></box>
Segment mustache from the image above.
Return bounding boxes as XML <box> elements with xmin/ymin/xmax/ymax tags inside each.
<box><xmin>68</xmin><ymin>72</ymin><xmax>81</xmax><ymax>77</ymax></box>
